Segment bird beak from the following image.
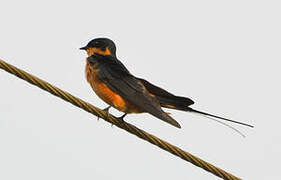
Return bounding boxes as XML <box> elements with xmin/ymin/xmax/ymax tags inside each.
<box><xmin>80</xmin><ymin>46</ymin><xmax>87</xmax><ymax>50</ymax></box>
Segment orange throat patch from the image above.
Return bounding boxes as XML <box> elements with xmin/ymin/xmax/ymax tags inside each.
<box><xmin>86</xmin><ymin>47</ymin><xmax>111</xmax><ymax>56</ymax></box>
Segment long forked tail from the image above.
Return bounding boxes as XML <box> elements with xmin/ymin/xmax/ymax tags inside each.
<box><xmin>186</xmin><ymin>108</ymin><xmax>254</xmax><ymax>128</ymax></box>
<box><xmin>137</xmin><ymin>78</ymin><xmax>254</xmax><ymax>128</ymax></box>
<box><xmin>156</xmin><ymin>95</ymin><xmax>254</xmax><ymax>128</ymax></box>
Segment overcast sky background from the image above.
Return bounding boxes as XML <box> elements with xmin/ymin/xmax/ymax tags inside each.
<box><xmin>0</xmin><ymin>1</ymin><xmax>280</xmax><ymax>179</ymax></box>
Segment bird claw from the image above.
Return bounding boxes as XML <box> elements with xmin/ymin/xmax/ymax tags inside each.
<box><xmin>103</xmin><ymin>106</ymin><xmax>111</xmax><ymax>113</ymax></box>
<box><xmin>97</xmin><ymin>106</ymin><xmax>111</xmax><ymax>121</ymax></box>
<box><xmin>117</xmin><ymin>113</ymin><xmax>127</xmax><ymax>122</ymax></box>
<box><xmin>103</xmin><ymin>106</ymin><xmax>111</xmax><ymax>118</ymax></box>
<box><xmin>111</xmin><ymin>113</ymin><xmax>126</xmax><ymax>127</ymax></box>
<box><xmin>97</xmin><ymin>107</ymin><xmax>127</xmax><ymax>127</ymax></box>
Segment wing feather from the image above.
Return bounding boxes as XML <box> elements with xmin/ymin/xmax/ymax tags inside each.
<box><xmin>89</xmin><ymin>54</ymin><xmax>181</xmax><ymax>128</ymax></box>
<box><xmin>137</xmin><ymin>78</ymin><xmax>194</xmax><ymax>109</ymax></box>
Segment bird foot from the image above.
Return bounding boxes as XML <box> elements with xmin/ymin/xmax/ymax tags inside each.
<box><xmin>97</xmin><ymin>106</ymin><xmax>111</xmax><ymax>121</ymax></box>
<box><xmin>117</xmin><ymin>113</ymin><xmax>127</xmax><ymax>122</ymax></box>
<box><xmin>111</xmin><ymin>113</ymin><xmax>127</xmax><ymax>127</ymax></box>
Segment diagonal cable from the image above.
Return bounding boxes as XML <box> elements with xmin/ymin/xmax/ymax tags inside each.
<box><xmin>0</xmin><ymin>59</ymin><xmax>242</xmax><ymax>180</ymax></box>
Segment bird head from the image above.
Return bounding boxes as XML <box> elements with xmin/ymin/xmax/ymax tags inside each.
<box><xmin>80</xmin><ymin>38</ymin><xmax>116</xmax><ymax>57</ymax></box>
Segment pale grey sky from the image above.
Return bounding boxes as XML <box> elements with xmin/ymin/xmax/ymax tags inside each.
<box><xmin>0</xmin><ymin>0</ymin><xmax>280</xmax><ymax>179</ymax></box>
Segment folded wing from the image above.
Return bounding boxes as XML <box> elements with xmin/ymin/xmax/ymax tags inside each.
<box><xmin>138</xmin><ymin>78</ymin><xmax>194</xmax><ymax>111</ymax></box>
<box><xmin>89</xmin><ymin>54</ymin><xmax>181</xmax><ymax>128</ymax></box>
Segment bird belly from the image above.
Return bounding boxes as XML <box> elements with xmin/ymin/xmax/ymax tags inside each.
<box><xmin>85</xmin><ymin>63</ymin><xmax>143</xmax><ymax>113</ymax></box>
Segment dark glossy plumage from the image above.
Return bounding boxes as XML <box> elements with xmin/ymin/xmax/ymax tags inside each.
<box><xmin>81</xmin><ymin>38</ymin><xmax>253</xmax><ymax>129</ymax></box>
<box><xmin>88</xmin><ymin>54</ymin><xmax>181</xmax><ymax>128</ymax></box>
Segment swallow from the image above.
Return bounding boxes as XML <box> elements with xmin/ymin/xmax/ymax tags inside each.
<box><xmin>80</xmin><ymin>38</ymin><xmax>253</xmax><ymax>129</ymax></box>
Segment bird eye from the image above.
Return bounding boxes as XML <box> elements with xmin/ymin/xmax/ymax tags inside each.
<box><xmin>93</xmin><ymin>41</ymin><xmax>101</xmax><ymax>47</ymax></box>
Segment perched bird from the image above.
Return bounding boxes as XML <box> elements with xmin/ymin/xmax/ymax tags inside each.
<box><xmin>80</xmin><ymin>38</ymin><xmax>253</xmax><ymax>129</ymax></box>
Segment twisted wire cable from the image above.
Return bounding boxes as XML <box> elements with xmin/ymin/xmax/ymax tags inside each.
<box><xmin>0</xmin><ymin>59</ymin><xmax>242</xmax><ymax>180</ymax></box>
